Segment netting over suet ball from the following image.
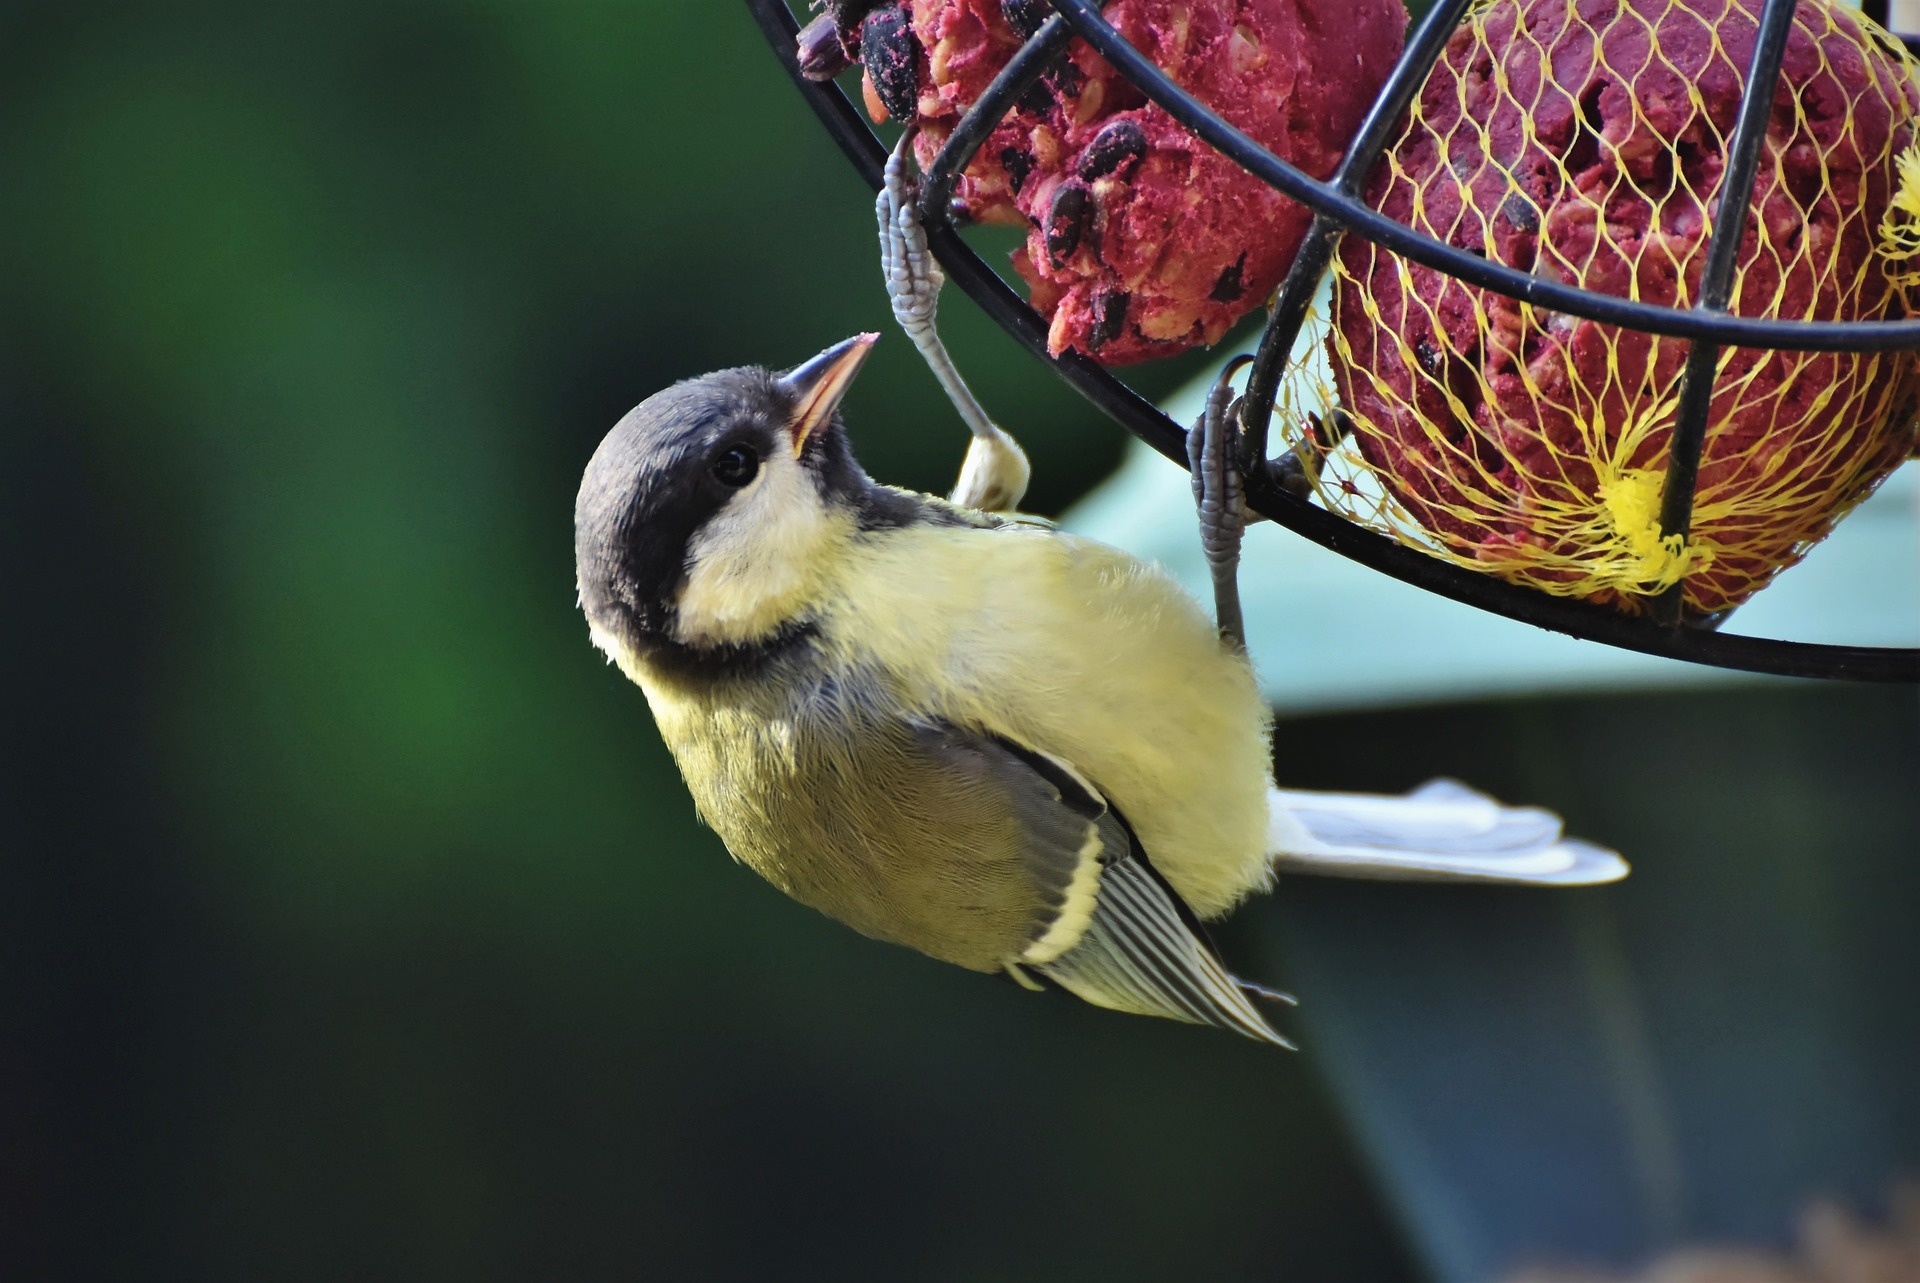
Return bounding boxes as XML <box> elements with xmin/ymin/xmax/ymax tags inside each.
<box><xmin>1296</xmin><ymin>0</ymin><xmax>1920</xmax><ymax>616</ymax></box>
<box><xmin>807</xmin><ymin>0</ymin><xmax>1405</xmax><ymax>363</ymax></box>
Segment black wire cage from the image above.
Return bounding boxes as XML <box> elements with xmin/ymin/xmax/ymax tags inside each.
<box><xmin>746</xmin><ymin>0</ymin><xmax>1920</xmax><ymax>683</ymax></box>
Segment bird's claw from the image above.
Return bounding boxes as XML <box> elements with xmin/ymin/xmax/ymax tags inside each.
<box><xmin>1190</xmin><ymin>360</ymin><xmax>1252</xmax><ymax>651</ymax></box>
<box><xmin>878</xmin><ymin>132</ymin><xmax>945</xmax><ymax>343</ymax></box>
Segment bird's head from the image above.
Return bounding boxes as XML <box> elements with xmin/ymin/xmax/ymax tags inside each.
<box><xmin>575</xmin><ymin>333</ymin><xmax>879</xmax><ymax>669</ymax></box>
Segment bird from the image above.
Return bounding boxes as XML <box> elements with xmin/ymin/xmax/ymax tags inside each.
<box><xmin>572</xmin><ymin>328</ymin><xmax>1628</xmax><ymax>1047</ymax></box>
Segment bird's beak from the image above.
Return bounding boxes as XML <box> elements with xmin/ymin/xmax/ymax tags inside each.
<box><xmin>779</xmin><ymin>332</ymin><xmax>878</xmax><ymax>458</ymax></box>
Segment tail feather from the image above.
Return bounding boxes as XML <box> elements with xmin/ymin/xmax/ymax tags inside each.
<box><xmin>1266</xmin><ymin>778</ymin><xmax>1628</xmax><ymax>886</ymax></box>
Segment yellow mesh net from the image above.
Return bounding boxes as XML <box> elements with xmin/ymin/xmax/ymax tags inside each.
<box><xmin>1277</xmin><ymin>0</ymin><xmax>1920</xmax><ymax>616</ymax></box>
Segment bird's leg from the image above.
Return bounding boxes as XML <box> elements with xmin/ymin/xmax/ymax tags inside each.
<box><xmin>877</xmin><ymin>130</ymin><xmax>1031</xmax><ymax>512</ymax></box>
<box><xmin>1189</xmin><ymin>358</ymin><xmax>1255</xmax><ymax>653</ymax></box>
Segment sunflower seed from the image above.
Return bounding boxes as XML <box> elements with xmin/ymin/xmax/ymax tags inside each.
<box><xmin>861</xmin><ymin>7</ymin><xmax>921</xmax><ymax>123</ymax></box>
<box><xmin>1046</xmin><ymin>181</ymin><xmax>1090</xmax><ymax>266</ymax></box>
<box><xmin>1089</xmin><ymin>289</ymin><xmax>1130</xmax><ymax>351</ymax></box>
<box><xmin>1077</xmin><ymin>119</ymin><xmax>1147</xmax><ymax>180</ymax></box>
<box><xmin>1500</xmin><ymin>192</ymin><xmax>1540</xmax><ymax>233</ymax></box>
<box><xmin>1209</xmin><ymin>252</ymin><xmax>1246</xmax><ymax>302</ymax></box>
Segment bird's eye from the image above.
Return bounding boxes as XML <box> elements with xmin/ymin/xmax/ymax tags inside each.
<box><xmin>710</xmin><ymin>444</ymin><xmax>760</xmax><ymax>488</ymax></box>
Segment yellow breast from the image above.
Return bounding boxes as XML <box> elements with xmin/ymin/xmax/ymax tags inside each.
<box><xmin>631</xmin><ymin>519</ymin><xmax>1275</xmax><ymax>964</ymax></box>
<box><xmin>811</xmin><ymin>522</ymin><xmax>1275</xmax><ymax>919</ymax></box>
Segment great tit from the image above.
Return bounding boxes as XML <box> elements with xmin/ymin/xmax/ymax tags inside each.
<box><xmin>573</xmin><ymin>333</ymin><xmax>1626</xmax><ymax>1046</ymax></box>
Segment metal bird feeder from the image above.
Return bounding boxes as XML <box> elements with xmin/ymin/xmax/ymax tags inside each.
<box><xmin>746</xmin><ymin>0</ymin><xmax>1920</xmax><ymax>682</ymax></box>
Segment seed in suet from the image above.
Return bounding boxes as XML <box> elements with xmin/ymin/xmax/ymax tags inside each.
<box><xmin>1045</xmin><ymin>180</ymin><xmax>1090</xmax><ymax>266</ymax></box>
<box><xmin>861</xmin><ymin>5</ymin><xmax>921</xmax><ymax>123</ymax></box>
<box><xmin>1077</xmin><ymin>119</ymin><xmax>1148</xmax><ymax>181</ymax></box>
<box><xmin>885</xmin><ymin>0</ymin><xmax>1408</xmax><ymax>364</ymax></box>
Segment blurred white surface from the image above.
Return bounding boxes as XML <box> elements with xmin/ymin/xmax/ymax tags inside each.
<box><xmin>1063</xmin><ymin>374</ymin><xmax>1920</xmax><ymax>714</ymax></box>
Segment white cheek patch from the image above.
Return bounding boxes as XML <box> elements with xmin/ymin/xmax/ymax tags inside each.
<box><xmin>673</xmin><ymin>451</ymin><xmax>842</xmax><ymax>648</ymax></box>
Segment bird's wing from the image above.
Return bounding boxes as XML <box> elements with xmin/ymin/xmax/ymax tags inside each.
<box><xmin>1266</xmin><ymin>778</ymin><xmax>1628</xmax><ymax>885</ymax></box>
<box><xmin>956</xmin><ymin>728</ymin><xmax>1292</xmax><ymax>1046</ymax></box>
<box><xmin>908</xmin><ymin>721</ymin><xmax>1114</xmax><ymax>967</ymax></box>
<box><xmin>1034</xmin><ymin>853</ymin><xmax>1294</xmax><ymax>1047</ymax></box>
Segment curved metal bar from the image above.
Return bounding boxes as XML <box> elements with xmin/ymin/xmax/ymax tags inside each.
<box><xmin>744</xmin><ymin>0</ymin><xmax>1920</xmax><ymax>681</ymax></box>
<box><xmin>1047</xmin><ymin>0</ymin><xmax>1920</xmax><ymax>354</ymax></box>
<box><xmin>1234</xmin><ymin>470</ymin><xmax>1920</xmax><ymax>682</ymax></box>
<box><xmin>1649</xmin><ymin>0</ymin><xmax>1801</xmax><ymax>624</ymax></box>
<box><xmin>919</xmin><ymin>15</ymin><xmax>1073</xmax><ymax>225</ymax></box>
<box><xmin>1240</xmin><ymin>0</ymin><xmax>1478</xmax><ymax>463</ymax></box>
<box><xmin>745</xmin><ymin>0</ymin><xmax>889</xmax><ymax>190</ymax></box>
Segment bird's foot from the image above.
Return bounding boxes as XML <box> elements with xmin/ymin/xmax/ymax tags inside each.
<box><xmin>1189</xmin><ymin>358</ymin><xmax>1253</xmax><ymax>651</ymax></box>
<box><xmin>878</xmin><ymin>130</ymin><xmax>945</xmax><ymax>349</ymax></box>
<box><xmin>876</xmin><ymin>132</ymin><xmax>1031</xmax><ymax>512</ymax></box>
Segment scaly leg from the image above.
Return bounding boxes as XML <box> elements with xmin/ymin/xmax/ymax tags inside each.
<box><xmin>1189</xmin><ymin>358</ymin><xmax>1254</xmax><ymax>652</ymax></box>
<box><xmin>877</xmin><ymin>131</ymin><xmax>1031</xmax><ymax>512</ymax></box>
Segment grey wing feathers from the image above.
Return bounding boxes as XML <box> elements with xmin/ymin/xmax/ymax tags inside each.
<box><xmin>1038</xmin><ymin>856</ymin><xmax>1295</xmax><ymax>1048</ymax></box>
<box><xmin>1266</xmin><ymin>778</ymin><xmax>1628</xmax><ymax>886</ymax></box>
<box><xmin>909</xmin><ymin>722</ymin><xmax>1106</xmax><ymax>945</ymax></box>
<box><xmin>950</xmin><ymin>725</ymin><xmax>1293</xmax><ymax>1046</ymax></box>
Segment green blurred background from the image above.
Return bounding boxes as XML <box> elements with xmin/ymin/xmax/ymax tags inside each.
<box><xmin>1</xmin><ymin>3</ymin><xmax>1413</xmax><ymax>1278</ymax></box>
